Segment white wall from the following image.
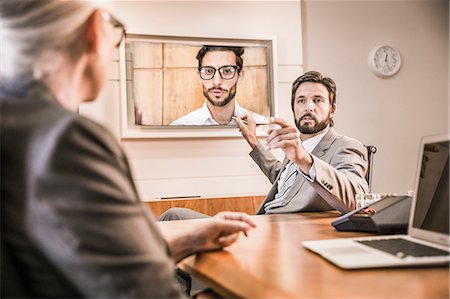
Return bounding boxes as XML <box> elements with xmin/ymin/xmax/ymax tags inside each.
<box><xmin>301</xmin><ymin>0</ymin><xmax>449</xmax><ymax>194</ymax></box>
<box><xmin>80</xmin><ymin>1</ymin><xmax>302</xmax><ymax>200</ymax></box>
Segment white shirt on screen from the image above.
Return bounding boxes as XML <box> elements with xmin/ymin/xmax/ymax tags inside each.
<box><xmin>170</xmin><ymin>101</ymin><xmax>269</xmax><ymax>126</ymax></box>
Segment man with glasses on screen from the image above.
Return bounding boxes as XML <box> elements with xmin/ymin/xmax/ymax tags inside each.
<box><xmin>170</xmin><ymin>46</ymin><xmax>268</xmax><ymax>126</ymax></box>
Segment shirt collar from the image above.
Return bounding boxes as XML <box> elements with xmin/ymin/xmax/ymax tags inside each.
<box><xmin>198</xmin><ymin>100</ymin><xmax>243</xmax><ymax>125</ymax></box>
<box><xmin>301</xmin><ymin>126</ymin><xmax>330</xmax><ymax>153</ymax></box>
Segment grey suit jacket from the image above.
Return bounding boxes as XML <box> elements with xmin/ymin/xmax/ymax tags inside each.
<box><xmin>251</xmin><ymin>128</ymin><xmax>369</xmax><ymax>214</ymax></box>
<box><xmin>0</xmin><ymin>80</ymin><xmax>186</xmax><ymax>298</ymax></box>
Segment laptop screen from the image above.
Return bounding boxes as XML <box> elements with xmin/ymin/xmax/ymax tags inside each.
<box><xmin>412</xmin><ymin>140</ymin><xmax>449</xmax><ymax>235</ymax></box>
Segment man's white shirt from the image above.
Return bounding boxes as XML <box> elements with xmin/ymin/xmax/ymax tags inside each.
<box><xmin>170</xmin><ymin>101</ymin><xmax>268</xmax><ymax>125</ymax></box>
<box><xmin>275</xmin><ymin>126</ymin><xmax>330</xmax><ymax>190</ymax></box>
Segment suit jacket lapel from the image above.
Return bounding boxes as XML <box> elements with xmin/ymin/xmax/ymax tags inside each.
<box><xmin>311</xmin><ymin>128</ymin><xmax>339</xmax><ymax>158</ymax></box>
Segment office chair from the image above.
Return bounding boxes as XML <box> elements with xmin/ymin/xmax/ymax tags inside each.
<box><xmin>365</xmin><ymin>145</ymin><xmax>377</xmax><ymax>192</ymax></box>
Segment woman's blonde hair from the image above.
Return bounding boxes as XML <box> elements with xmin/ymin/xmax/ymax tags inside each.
<box><xmin>0</xmin><ymin>0</ymin><xmax>95</xmax><ymax>81</ymax></box>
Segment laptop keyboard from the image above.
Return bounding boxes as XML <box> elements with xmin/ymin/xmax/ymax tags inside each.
<box><xmin>357</xmin><ymin>238</ymin><xmax>449</xmax><ymax>258</ymax></box>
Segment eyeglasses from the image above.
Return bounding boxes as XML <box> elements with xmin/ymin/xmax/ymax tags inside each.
<box><xmin>101</xmin><ymin>11</ymin><xmax>126</xmax><ymax>48</ymax></box>
<box><xmin>198</xmin><ymin>65</ymin><xmax>240</xmax><ymax>80</ymax></box>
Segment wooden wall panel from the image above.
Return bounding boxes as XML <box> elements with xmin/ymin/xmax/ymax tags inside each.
<box><xmin>235</xmin><ymin>66</ymin><xmax>269</xmax><ymax>117</ymax></box>
<box><xmin>133</xmin><ymin>70</ymin><xmax>163</xmax><ymax>125</ymax></box>
<box><xmin>126</xmin><ymin>81</ymin><xmax>135</xmax><ymax>124</ymax></box>
<box><xmin>132</xmin><ymin>41</ymin><xmax>162</xmax><ymax>68</ymax></box>
<box><xmin>144</xmin><ymin>196</ymin><xmax>266</xmax><ymax>217</ymax></box>
<box><xmin>242</xmin><ymin>47</ymin><xmax>267</xmax><ymax>66</ymax></box>
<box><xmin>163</xmin><ymin>68</ymin><xmax>203</xmax><ymax>125</ymax></box>
<box><xmin>164</xmin><ymin>44</ymin><xmax>201</xmax><ymax>67</ymax></box>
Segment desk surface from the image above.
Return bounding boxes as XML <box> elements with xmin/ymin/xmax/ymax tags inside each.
<box><xmin>158</xmin><ymin>212</ymin><xmax>449</xmax><ymax>299</ymax></box>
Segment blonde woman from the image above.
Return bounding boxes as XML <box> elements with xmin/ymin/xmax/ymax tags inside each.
<box><xmin>0</xmin><ymin>1</ymin><xmax>255</xmax><ymax>297</ymax></box>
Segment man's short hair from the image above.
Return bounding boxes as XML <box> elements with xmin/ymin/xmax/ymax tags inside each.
<box><xmin>196</xmin><ymin>46</ymin><xmax>244</xmax><ymax>73</ymax></box>
<box><xmin>291</xmin><ymin>71</ymin><xmax>337</xmax><ymax>126</ymax></box>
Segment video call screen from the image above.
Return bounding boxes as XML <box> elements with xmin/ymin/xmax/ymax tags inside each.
<box><xmin>124</xmin><ymin>34</ymin><xmax>275</xmax><ymax>127</ymax></box>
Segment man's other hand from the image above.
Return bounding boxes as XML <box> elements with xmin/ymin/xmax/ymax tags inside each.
<box><xmin>236</xmin><ymin>114</ymin><xmax>258</xmax><ymax>149</ymax></box>
<box><xmin>265</xmin><ymin>117</ymin><xmax>313</xmax><ymax>174</ymax></box>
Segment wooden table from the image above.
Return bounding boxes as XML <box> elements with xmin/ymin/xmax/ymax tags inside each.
<box><xmin>158</xmin><ymin>212</ymin><xmax>449</xmax><ymax>299</ymax></box>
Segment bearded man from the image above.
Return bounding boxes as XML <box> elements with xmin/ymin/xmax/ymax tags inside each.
<box><xmin>236</xmin><ymin>71</ymin><xmax>369</xmax><ymax>214</ymax></box>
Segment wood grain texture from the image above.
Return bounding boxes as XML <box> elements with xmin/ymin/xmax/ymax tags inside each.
<box><xmin>158</xmin><ymin>213</ymin><xmax>449</xmax><ymax>299</ymax></box>
<box><xmin>144</xmin><ymin>195</ymin><xmax>265</xmax><ymax>217</ymax></box>
<box><xmin>164</xmin><ymin>44</ymin><xmax>201</xmax><ymax>67</ymax></box>
<box><xmin>133</xmin><ymin>69</ymin><xmax>163</xmax><ymax>125</ymax></box>
<box><xmin>242</xmin><ymin>46</ymin><xmax>267</xmax><ymax>66</ymax></box>
<box><xmin>162</xmin><ymin>68</ymin><xmax>203</xmax><ymax>125</ymax></box>
<box><xmin>131</xmin><ymin>41</ymin><xmax>162</xmax><ymax>68</ymax></box>
<box><xmin>235</xmin><ymin>66</ymin><xmax>269</xmax><ymax>117</ymax></box>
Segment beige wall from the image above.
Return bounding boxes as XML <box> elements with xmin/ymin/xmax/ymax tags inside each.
<box><xmin>302</xmin><ymin>0</ymin><xmax>449</xmax><ymax>194</ymax></box>
<box><xmin>80</xmin><ymin>1</ymin><xmax>302</xmax><ymax>200</ymax></box>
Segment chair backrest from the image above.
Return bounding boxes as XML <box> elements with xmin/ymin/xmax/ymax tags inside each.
<box><xmin>365</xmin><ymin>145</ymin><xmax>377</xmax><ymax>192</ymax></box>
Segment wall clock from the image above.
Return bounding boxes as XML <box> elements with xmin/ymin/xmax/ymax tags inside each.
<box><xmin>368</xmin><ymin>45</ymin><xmax>402</xmax><ymax>77</ymax></box>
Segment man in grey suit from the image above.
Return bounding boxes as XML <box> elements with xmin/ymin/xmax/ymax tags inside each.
<box><xmin>159</xmin><ymin>71</ymin><xmax>368</xmax><ymax>220</ymax></box>
<box><xmin>237</xmin><ymin>71</ymin><xmax>368</xmax><ymax>214</ymax></box>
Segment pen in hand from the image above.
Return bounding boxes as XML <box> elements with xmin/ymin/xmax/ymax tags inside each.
<box><xmin>232</xmin><ymin>116</ymin><xmax>248</xmax><ymax>125</ymax></box>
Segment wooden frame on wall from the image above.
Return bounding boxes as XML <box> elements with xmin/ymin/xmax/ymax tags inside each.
<box><xmin>118</xmin><ymin>33</ymin><xmax>278</xmax><ymax>138</ymax></box>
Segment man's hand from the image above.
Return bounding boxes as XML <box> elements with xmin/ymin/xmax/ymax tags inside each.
<box><xmin>265</xmin><ymin>117</ymin><xmax>313</xmax><ymax>174</ymax></box>
<box><xmin>192</xmin><ymin>212</ymin><xmax>257</xmax><ymax>253</ymax></box>
<box><xmin>236</xmin><ymin>114</ymin><xmax>258</xmax><ymax>149</ymax></box>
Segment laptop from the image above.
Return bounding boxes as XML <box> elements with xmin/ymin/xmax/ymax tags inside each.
<box><xmin>302</xmin><ymin>133</ymin><xmax>449</xmax><ymax>269</ymax></box>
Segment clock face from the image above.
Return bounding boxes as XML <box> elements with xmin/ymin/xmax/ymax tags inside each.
<box><xmin>369</xmin><ymin>45</ymin><xmax>402</xmax><ymax>77</ymax></box>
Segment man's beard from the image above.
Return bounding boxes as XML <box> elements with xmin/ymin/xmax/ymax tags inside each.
<box><xmin>203</xmin><ymin>84</ymin><xmax>237</xmax><ymax>107</ymax></box>
<box><xmin>295</xmin><ymin>112</ymin><xmax>331</xmax><ymax>134</ymax></box>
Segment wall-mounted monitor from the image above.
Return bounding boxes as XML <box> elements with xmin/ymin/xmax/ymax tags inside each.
<box><xmin>119</xmin><ymin>33</ymin><xmax>278</xmax><ymax>138</ymax></box>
